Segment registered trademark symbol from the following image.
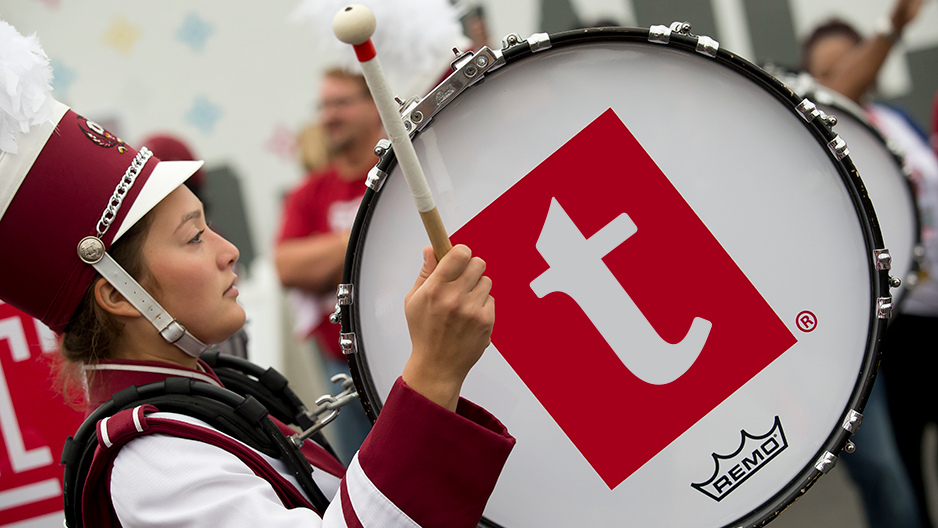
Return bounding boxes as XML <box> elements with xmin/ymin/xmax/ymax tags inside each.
<box><xmin>796</xmin><ymin>311</ymin><xmax>817</xmax><ymax>332</ymax></box>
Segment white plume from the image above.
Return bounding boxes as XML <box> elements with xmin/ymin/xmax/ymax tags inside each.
<box><xmin>0</xmin><ymin>20</ymin><xmax>54</xmax><ymax>154</ymax></box>
<box><xmin>292</xmin><ymin>0</ymin><xmax>467</xmax><ymax>99</ymax></box>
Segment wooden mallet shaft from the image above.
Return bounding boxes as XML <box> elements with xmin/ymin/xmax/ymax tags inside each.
<box><xmin>333</xmin><ymin>4</ymin><xmax>453</xmax><ymax>261</ymax></box>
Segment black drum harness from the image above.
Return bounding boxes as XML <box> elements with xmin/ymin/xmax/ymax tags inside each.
<box><xmin>59</xmin><ymin>350</ymin><xmax>360</xmax><ymax>528</ymax></box>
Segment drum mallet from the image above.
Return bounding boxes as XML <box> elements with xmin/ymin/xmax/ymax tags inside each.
<box><xmin>333</xmin><ymin>4</ymin><xmax>453</xmax><ymax>261</ymax></box>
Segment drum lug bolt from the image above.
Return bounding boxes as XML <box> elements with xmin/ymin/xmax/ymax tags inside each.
<box><xmin>465</xmin><ymin>65</ymin><xmax>478</xmax><ymax>78</ymax></box>
<box><xmin>411</xmin><ymin>111</ymin><xmax>424</xmax><ymax>124</ymax></box>
<box><xmin>844</xmin><ymin>440</ymin><xmax>857</xmax><ymax>454</ymax></box>
<box><xmin>889</xmin><ymin>275</ymin><xmax>902</xmax><ymax>289</ymax></box>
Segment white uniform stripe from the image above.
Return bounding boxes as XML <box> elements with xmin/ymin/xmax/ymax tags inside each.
<box><xmin>99</xmin><ymin>417</ymin><xmax>113</xmax><ymax>448</ymax></box>
<box><xmin>345</xmin><ymin>453</ymin><xmax>419</xmax><ymax>528</ymax></box>
<box><xmin>321</xmin><ymin>482</ymin><xmax>347</xmax><ymax>527</ymax></box>
<box><xmin>132</xmin><ymin>405</ymin><xmax>144</xmax><ymax>432</ymax></box>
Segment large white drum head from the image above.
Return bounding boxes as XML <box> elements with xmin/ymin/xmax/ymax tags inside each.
<box><xmin>352</xmin><ymin>40</ymin><xmax>878</xmax><ymax>527</ymax></box>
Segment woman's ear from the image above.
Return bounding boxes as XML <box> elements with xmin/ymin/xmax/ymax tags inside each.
<box><xmin>93</xmin><ymin>277</ymin><xmax>141</xmax><ymax>318</ymax></box>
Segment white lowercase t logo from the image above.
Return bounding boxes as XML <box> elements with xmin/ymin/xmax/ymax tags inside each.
<box><xmin>452</xmin><ymin>109</ymin><xmax>797</xmax><ymax>489</ymax></box>
<box><xmin>531</xmin><ymin>197</ymin><xmax>712</xmax><ymax>385</ymax></box>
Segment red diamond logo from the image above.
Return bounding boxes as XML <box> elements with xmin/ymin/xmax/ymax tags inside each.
<box><xmin>451</xmin><ymin>109</ymin><xmax>797</xmax><ymax>489</ymax></box>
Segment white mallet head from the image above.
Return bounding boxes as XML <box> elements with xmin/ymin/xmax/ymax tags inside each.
<box><xmin>332</xmin><ymin>4</ymin><xmax>376</xmax><ymax>45</ymax></box>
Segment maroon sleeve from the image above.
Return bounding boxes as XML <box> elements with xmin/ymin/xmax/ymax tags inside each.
<box><xmin>356</xmin><ymin>377</ymin><xmax>515</xmax><ymax>528</ymax></box>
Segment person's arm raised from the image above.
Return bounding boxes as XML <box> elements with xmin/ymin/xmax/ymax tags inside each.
<box><xmin>402</xmin><ymin>244</ymin><xmax>495</xmax><ymax>412</ymax></box>
<box><xmin>819</xmin><ymin>0</ymin><xmax>923</xmax><ymax>103</ymax></box>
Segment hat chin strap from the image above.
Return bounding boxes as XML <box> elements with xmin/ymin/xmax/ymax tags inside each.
<box><xmin>91</xmin><ymin>252</ymin><xmax>209</xmax><ymax>358</ymax></box>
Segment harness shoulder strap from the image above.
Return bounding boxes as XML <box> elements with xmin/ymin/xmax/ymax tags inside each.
<box><xmin>62</xmin><ymin>376</ymin><xmax>333</xmax><ymax>528</ymax></box>
<box><xmin>78</xmin><ymin>403</ymin><xmax>317</xmax><ymax>527</ymax></box>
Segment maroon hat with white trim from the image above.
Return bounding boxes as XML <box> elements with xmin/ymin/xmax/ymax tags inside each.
<box><xmin>0</xmin><ymin>21</ymin><xmax>202</xmax><ymax>334</ymax></box>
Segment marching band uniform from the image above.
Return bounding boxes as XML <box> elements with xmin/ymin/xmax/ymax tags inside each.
<box><xmin>79</xmin><ymin>359</ymin><xmax>513</xmax><ymax>527</ymax></box>
<box><xmin>0</xmin><ymin>20</ymin><xmax>513</xmax><ymax>527</ymax></box>
<box><xmin>869</xmin><ymin>101</ymin><xmax>938</xmax><ymax>527</ymax></box>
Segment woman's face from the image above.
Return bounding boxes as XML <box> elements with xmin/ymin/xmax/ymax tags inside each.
<box><xmin>140</xmin><ymin>185</ymin><xmax>245</xmax><ymax>344</ymax></box>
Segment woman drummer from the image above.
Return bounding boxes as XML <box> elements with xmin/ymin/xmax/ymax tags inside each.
<box><xmin>0</xmin><ymin>21</ymin><xmax>513</xmax><ymax>527</ymax></box>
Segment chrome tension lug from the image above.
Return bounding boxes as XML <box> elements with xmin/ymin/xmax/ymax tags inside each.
<box><xmin>526</xmin><ymin>33</ymin><xmax>551</xmax><ymax>53</ymax></box>
<box><xmin>797</xmin><ymin>99</ymin><xmax>821</xmax><ymax>122</ymax></box>
<box><xmin>815</xmin><ymin>451</ymin><xmax>838</xmax><ymax>473</ymax></box>
<box><xmin>874</xmin><ymin>249</ymin><xmax>892</xmax><ymax>271</ymax></box>
<box><xmin>842</xmin><ymin>409</ymin><xmax>863</xmax><ymax>433</ymax></box>
<box><xmin>339</xmin><ymin>332</ymin><xmax>359</xmax><ymax>355</ymax></box>
<box><xmin>877</xmin><ymin>297</ymin><xmax>894</xmax><ymax>319</ymax></box>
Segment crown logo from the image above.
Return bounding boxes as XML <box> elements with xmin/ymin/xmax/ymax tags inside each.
<box><xmin>691</xmin><ymin>416</ymin><xmax>788</xmax><ymax>501</ymax></box>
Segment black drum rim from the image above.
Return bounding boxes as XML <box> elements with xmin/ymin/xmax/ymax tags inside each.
<box><xmin>340</xmin><ymin>26</ymin><xmax>890</xmax><ymax>528</ymax></box>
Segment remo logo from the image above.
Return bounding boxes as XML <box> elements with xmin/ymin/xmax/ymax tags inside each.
<box><xmin>452</xmin><ymin>109</ymin><xmax>797</xmax><ymax>489</ymax></box>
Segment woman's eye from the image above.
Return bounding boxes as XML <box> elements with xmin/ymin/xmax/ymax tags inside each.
<box><xmin>190</xmin><ymin>229</ymin><xmax>205</xmax><ymax>244</ymax></box>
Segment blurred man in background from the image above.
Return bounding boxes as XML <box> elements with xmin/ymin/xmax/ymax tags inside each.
<box><xmin>275</xmin><ymin>68</ymin><xmax>383</xmax><ymax>465</ymax></box>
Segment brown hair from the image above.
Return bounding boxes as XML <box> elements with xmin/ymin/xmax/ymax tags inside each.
<box><xmin>323</xmin><ymin>67</ymin><xmax>370</xmax><ymax>99</ymax></box>
<box><xmin>801</xmin><ymin>19</ymin><xmax>863</xmax><ymax>70</ymax></box>
<box><xmin>57</xmin><ymin>212</ymin><xmax>157</xmax><ymax>406</ymax></box>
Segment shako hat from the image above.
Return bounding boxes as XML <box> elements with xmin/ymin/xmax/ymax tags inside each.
<box><xmin>0</xmin><ymin>20</ymin><xmax>206</xmax><ymax>355</ymax></box>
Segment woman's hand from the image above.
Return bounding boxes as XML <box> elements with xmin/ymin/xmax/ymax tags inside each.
<box><xmin>402</xmin><ymin>244</ymin><xmax>494</xmax><ymax>412</ymax></box>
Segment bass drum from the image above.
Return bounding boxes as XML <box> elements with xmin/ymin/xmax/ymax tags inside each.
<box><xmin>339</xmin><ymin>27</ymin><xmax>892</xmax><ymax>527</ymax></box>
<box><xmin>778</xmin><ymin>70</ymin><xmax>922</xmax><ymax>308</ymax></box>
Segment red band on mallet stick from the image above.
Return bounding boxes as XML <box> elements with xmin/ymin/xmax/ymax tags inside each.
<box><xmin>353</xmin><ymin>41</ymin><xmax>376</xmax><ymax>62</ymax></box>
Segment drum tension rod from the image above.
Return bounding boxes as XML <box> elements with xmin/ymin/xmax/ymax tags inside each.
<box><xmin>329</xmin><ymin>284</ymin><xmax>354</xmax><ymax>325</ymax></box>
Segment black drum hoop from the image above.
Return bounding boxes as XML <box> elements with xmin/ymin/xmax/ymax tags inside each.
<box><xmin>339</xmin><ymin>26</ymin><xmax>891</xmax><ymax>528</ymax></box>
